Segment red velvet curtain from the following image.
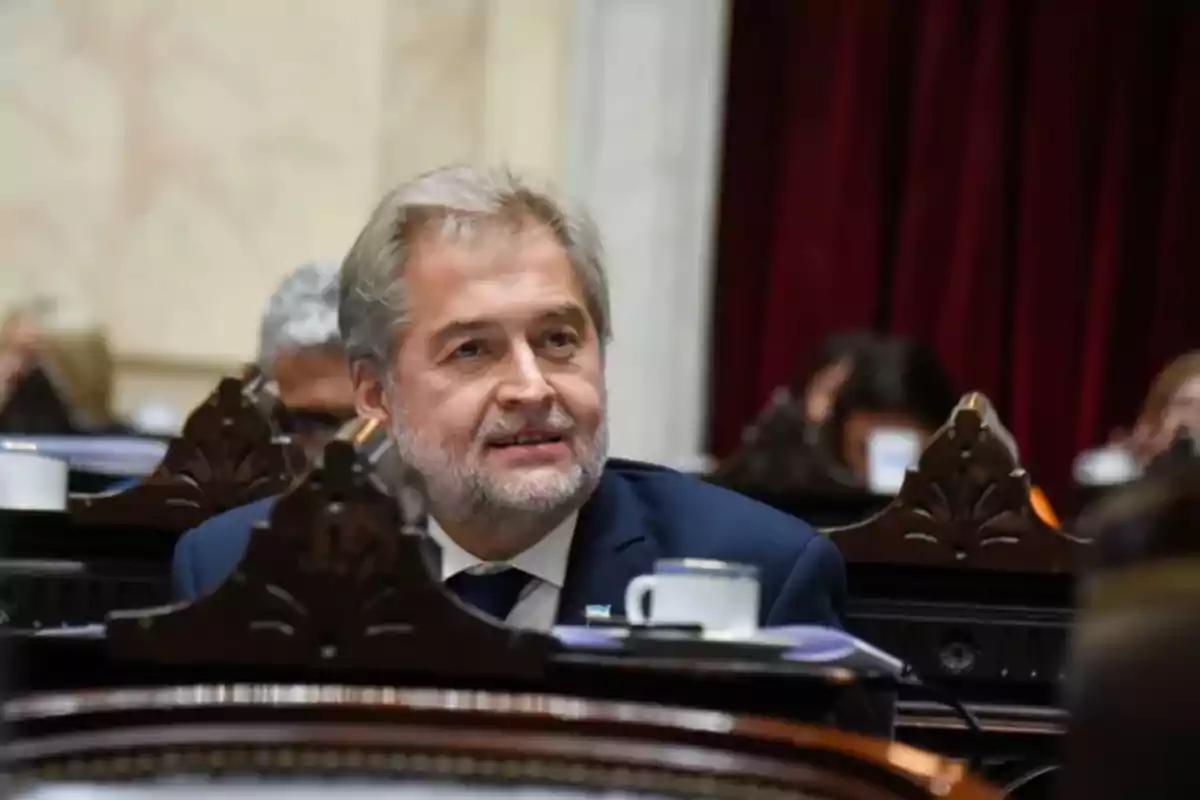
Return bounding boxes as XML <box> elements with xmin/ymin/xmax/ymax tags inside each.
<box><xmin>710</xmin><ymin>0</ymin><xmax>1200</xmax><ymax>503</ymax></box>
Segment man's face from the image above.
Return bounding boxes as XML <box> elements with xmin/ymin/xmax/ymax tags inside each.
<box><xmin>272</xmin><ymin>346</ymin><xmax>357</xmax><ymax>455</ymax></box>
<box><xmin>354</xmin><ymin>221</ymin><xmax>607</xmax><ymax>521</ymax></box>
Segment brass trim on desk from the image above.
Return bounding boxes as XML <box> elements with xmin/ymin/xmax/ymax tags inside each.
<box><xmin>896</xmin><ymin>701</ymin><xmax>1067</xmax><ymax>736</ymax></box>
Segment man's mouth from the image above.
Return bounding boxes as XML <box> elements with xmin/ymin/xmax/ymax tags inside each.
<box><xmin>487</xmin><ymin>432</ymin><xmax>567</xmax><ymax>449</ymax></box>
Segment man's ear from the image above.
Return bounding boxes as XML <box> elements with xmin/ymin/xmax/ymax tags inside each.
<box><xmin>351</xmin><ymin>361</ymin><xmax>390</xmax><ymax>424</ymax></box>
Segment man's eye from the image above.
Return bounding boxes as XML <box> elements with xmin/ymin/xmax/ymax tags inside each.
<box><xmin>543</xmin><ymin>330</ymin><xmax>579</xmax><ymax>350</ymax></box>
<box><xmin>450</xmin><ymin>340</ymin><xmax>485</xmax><ymax>360</ymax></box>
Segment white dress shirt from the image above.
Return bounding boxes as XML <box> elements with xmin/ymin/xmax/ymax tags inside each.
<box><xmin>424</xmin><ymin>512</ymin><xmax>578</xmax><ymax>632</ymax></box>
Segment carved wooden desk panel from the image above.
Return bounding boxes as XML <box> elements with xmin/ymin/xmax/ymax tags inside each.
<box><xmin>69</xmin><ymin>376</ymin><xmax>301</xmax><ymax>533</ymax></box>
<box><xmin>824</xmin><ymin>396</ymin><xmax>1089</xmax><ymax>573</ymax></box>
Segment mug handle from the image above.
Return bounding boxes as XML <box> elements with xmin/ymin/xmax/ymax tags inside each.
<box><xmin>624</xmin><ymin>574</ymin><xmax>658</xmax><ymax>625</ymax></box>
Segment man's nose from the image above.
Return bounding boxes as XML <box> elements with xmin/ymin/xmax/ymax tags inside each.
<box><xmin>496</xmin><ymin>345</ymin><xmax>553</xmax><ymax>407</ymax></box>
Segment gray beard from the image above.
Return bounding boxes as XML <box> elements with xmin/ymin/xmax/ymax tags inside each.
<box><xmin>388</xmin><ymin>414</ymin><xmax>608</xmax><ymax>534</ymax></box>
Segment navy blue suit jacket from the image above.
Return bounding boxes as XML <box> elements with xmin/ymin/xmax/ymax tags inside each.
<box><xmin>171</xmin><ymin>459</ymin><xmax>847</xmax><ymax>627</ymax></box>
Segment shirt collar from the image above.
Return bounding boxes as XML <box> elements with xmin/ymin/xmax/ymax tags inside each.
<box><xmin>424</xmin><ymin>511</ymin><xmax>578</xmax><ymax>589</ymax></box>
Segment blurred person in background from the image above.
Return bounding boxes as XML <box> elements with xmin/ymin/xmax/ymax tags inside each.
<box><xmin>715</xmin><ymin>332</ymin><xmax>963</xmax><ymax>498</ymax></box>
<box><xmin>719</xmin><ymin>330</ymin><xmax>1061</xmax><ymax>524</ymax></box>
<box><xmin>1075</xmin><ymin>351</ymin><xmax>1200</xmax><ymax>491</ymax></box>
<box><xmin>822</xmin><ymin>337</ymin><xmax>958</xmax><ymax>484</ymax></box>
<box><xmin>257</xmin><ymin>261</ymin><xmax>358</xmax><ymax>458</ymax></box>
<box><xmin>0</xmin><ymin>306</ymin><xmax>124</xmax><ymax>435</ymax></box>
<box><xmin>0</xmin><ymin>311</ymin><xmax>44</xmax><ymax>423</ymax></box>
<box><xmin>823</xmin><ymin>339</ymin><xmax>1060</xmax><ymax>525</ymax></box>
<box><xmin>1123</xmin><ymin>351</ymin><xmax>1200</xmax><ymax>464</ymax></box>
<box><xmin>712</xmin><ymin>330</ymin><xmax>880</xmax><ymax>492</ymax></box>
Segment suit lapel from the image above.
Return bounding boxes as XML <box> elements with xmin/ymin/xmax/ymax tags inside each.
<box><xmin>556</xmin><ymin>465</ymin><xmax>661</xmax><ymax>624</ymax></box>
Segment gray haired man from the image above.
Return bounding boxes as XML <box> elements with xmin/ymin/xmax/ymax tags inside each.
<box><xmin>173</xmin><ymin>166</ymin><xmax>845</xmax><ymax>631</ymax></box>
<box><xmin>257</xmin><ymin>261</ymin><xmax>357</xmax><ymax>455</ymax></box>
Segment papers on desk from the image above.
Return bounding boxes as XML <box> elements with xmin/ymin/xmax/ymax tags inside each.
<box><xmin>553</xmin><ymin>625</ymin><xmax>906</xmax><ymax>676</ymax></box>
<box><xmin>0</xmin><ymin>435</ymin><xmax>168</xmax><ymax>477</ymax></box>
<box><xmin>29</xmin><ymin>623</ymin><xmax>107</xmax><ymax>638</ymax></box>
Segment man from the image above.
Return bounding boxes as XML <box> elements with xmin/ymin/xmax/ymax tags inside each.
<box><xmin>256</xmin><ymin>261</ymin><xmax>358</xmax><ymax>456</ymax></box>
<box><xmin>172</xmin><ymin>166</ymin><xmax>846</xmax><ymax>629</ymax></box>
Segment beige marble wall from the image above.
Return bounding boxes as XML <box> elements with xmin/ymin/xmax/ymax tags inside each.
<box><xmin>2</xmin><ymin>0</ymin><xmax>572</xmax><ymax>419</ymax></box>
<box><xmin>564</xmin><ymin>0</ymin><xmax>730</xmax><ymax>468</ymax></box>
<box><xmin>377</xmin><ymin>0</ymin><xmax>572</xmax><ymax>190</ymax></box>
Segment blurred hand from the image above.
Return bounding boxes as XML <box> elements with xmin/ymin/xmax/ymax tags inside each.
<box><xmin>804</xmin><ymin>357</ymin><xmax>854</xmax><ymax>424</ymax></box>
<box><xmin>0</xmin><ymin>312</ymin><xmax>45</xmax><ymax>403</ymax></box>
<box><xmin>1109</xmin><ymin>421</ymin><xmax>1172</xmax><ymax>465</ymax></box>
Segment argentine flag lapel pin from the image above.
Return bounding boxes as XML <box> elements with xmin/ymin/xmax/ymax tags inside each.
<box><xmin>584</xmin><ymin>604</ymin><xmax>612</xmax><ymax>622</ymax></box>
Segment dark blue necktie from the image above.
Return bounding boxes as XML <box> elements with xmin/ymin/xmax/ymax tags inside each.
<box><xmin>446</xmin><ymin>568</ymin><xmax>533</xmax><ymax>620</ymax></box>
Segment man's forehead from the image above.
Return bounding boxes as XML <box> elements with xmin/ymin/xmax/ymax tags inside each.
<box><xmin>409</xmin><ymin>221</ymin><xmax>566</xmax><ymax>277</ymax></box>
<box><xmin>405</xmin><ymin>225</ymin><xmax>586</xmax><ymax>323</ymax></box>
<box><xmin>433</xmin><ymin>303</ymin><xmax>590</xmax><ymax>339</ymax></box>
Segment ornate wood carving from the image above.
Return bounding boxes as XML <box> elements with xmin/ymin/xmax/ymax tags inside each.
<box><xmin>824</xmin><ymin>393</ymin><xmax>1089</xmax><ymax>572</ymax></box>
<box><xmin>106</xmin><ymin>438</ymin><xmax>557</xmax><ymax>679</ymax></box>
<box><xmin>68</xmin><ymin>376</ymin><xmax>303</xmax><ymax>532</ymax></box>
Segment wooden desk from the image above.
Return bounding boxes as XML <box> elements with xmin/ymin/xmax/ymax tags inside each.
<box><xmin>4</xmin><ymin>630</ymin><xmax>997</xmax><ymax>800</ymax></box>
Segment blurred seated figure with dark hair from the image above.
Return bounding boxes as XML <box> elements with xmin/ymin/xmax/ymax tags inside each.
<box><xmin>713</xmin><ymin>331</ymin><xmax>882</xmax><ymax>494</ymax></box>
<box><xmin>717</xmin><ymin>334</ymin><xmax>1066</xmax><ymax>527</ymax></box>
<box><xmin>715</xmin><ymin>333</ymin><xmax>958</xmax><ymax>501</ymax></box>
<box><xmin>821</xmin><ymin>336</ymin><xmax>958</xmax><ymax>489</ymax></box>
<box><xmin>257</xmin><ymin>261</ymin><xmax>358</xmax><ymax>458</ymax></box>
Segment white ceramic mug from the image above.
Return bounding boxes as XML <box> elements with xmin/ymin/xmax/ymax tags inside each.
<box><xmin>865</xmin><ymin>427</ymin><xmax>923</xmax><ymax>495</ymax></box>
<box><xmin>0</xmin><ymin>447</ymin><xmax>69</xmax><ymax>511</ymax></box>
<box><xmin>624</xmin><ymin>559</ymin><xmax>760</xmax><ymax>638</ymax></box>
